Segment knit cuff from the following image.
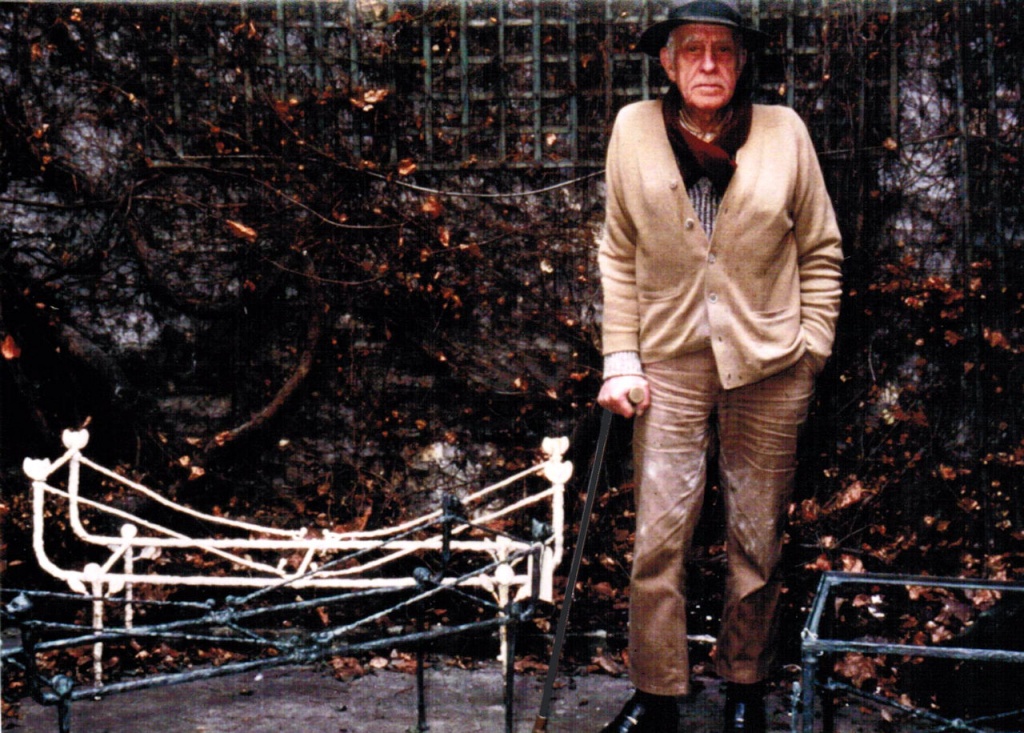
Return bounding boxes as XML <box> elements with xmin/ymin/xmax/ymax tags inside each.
<box><xmin>602</xmin><ymin>351</ymin><xmax>644</xmax><ymax>380</ymax></box>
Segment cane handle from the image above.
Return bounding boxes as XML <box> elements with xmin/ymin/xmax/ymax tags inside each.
<box><xmin>628</xmin><ymin>386</ymin><xmax>645</xmax><ymax>405</ymax></box>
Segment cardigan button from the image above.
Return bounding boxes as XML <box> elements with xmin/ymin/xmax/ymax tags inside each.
<box><xmin>685</xmin><ymin>218</ymin><xmax>695</xmax><ymax>230</ymax></box>
<box><xmin>670</xmin><ymin>180</ymin><xmax>679</xmax><ymax>190</ymax></box>
<box><xmin>708</xmin><ymin>293</ymin><xmax>719</xmax><ymax>304</ymax></box>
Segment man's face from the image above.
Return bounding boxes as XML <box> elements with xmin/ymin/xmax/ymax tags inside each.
<box><xmin>660</xmin><ymin>24</ymin><xmax>746</xmax><ymax>117</ymax></box>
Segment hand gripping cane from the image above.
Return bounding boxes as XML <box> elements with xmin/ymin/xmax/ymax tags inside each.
<box><xmin>532</xmin><ymin>386</ymin><xmax>644</xmax><ymax>733</ymax></box>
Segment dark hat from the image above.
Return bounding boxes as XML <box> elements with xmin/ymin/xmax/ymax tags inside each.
<box><xmin>638</xmin><ymin>0</ymin><xmax>767</xmax><ymax>57</ymax></box>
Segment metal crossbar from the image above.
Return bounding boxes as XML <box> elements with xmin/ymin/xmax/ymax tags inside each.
<box><xmin>793</xmin><ymin>571</ymin><xmax>1024</xmax><ymax>733</ymax></box>
<box><xmin>3</xmin><ymin>429</ymin><xmax>573</xmax><ymax>733</ymax></box>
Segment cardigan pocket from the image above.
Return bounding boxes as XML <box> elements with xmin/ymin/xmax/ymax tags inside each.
<box><xmin>747</xmin><ymin>307</ymin><xmax>801</xmax><ymax>341</ymax></box>
<box><xmin>741</xmin><ymin>308</ymin><xmax>804</xmax><ymax>372</ymax></box>
<box><xmin>637</xmin><ymin>287</ymin><xmax>705</xmax><ymax>355</ymax></box>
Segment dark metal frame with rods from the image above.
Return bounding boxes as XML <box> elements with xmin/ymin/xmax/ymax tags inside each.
<box><xmin>793</xmin><ymin>571</ymin><xmax>1024</xmax><ymax>733</ymax></box>
<box><xmin>2</xmin><ymin>496</ymin><xmax>545</xmax><ymax>733</ymax></box>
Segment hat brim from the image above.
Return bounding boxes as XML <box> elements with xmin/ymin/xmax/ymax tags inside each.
<box><xmin>638</xmin><ymin>18</ymin><xmax>767</xmax><ymax>57</ymax></box>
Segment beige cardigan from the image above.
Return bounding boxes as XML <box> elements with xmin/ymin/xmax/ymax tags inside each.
<box><xmin>599</xmin><ymin>100</ymin><xmax>843</xmax><ymax>389</ymax></box>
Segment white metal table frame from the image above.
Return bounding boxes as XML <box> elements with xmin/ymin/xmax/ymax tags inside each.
<box><xmin>8</xmin><ymin>428</ymin><xmax>573</xmax><ymax>733</ymax></box>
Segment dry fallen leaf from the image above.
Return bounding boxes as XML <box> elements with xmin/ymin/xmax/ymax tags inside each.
<box><xmin>834</xmin><ymin>652</ymin><xmax>882</xmax><ymax>689</ymax></box>
<box><xmin>398</xmin><ymin>158</ymin><xmax>418</xmax><ymax>176</ymax></box>
<box><xmin>421</xmin><ymin>195</ymin><xmax>444</xmax><ymax>219</ymax></box>
<box><xmin>513</xmin><ymin>656</ymin><xmax>549</xmax><ymax>674</ymax></box>
<box><xmin>226</xmin><ymin>219</ymin><xmax>258</xmax><ymax>242</ymax></box>
<box><xmin>591</xmin><ymin>650</ymin><xmax>626</xmax><ymax>676</ymax></box>
<box><xmin>1</xmin><ymin>334</ymin><xmax>21</xmax><ymax>360</ymax></box>
<box><xmin>350</xmin><ymin>88</ymin><xmax>390</xmax><ymax>111</ymax></box>
<box><xmin>368</xmin><ymin>655</ymin><xmax>389</xmax><ymax>670</ymax></box>
<box><xmin>330</xmin><ymin>656</ymin><xmax>366</xmax><ymax>681</ymax></box>
<box><xmin>840</xmin><ymin>554</ymin><xmax>866</xmax><ymax>573</ymax></box>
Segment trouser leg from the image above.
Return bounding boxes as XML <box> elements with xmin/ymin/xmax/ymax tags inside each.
<box><xmin>627</xmin><ymin>353</ymin><xmax>718</xmax><ymax>697</ymax></box>
<box><xmin>715</xmin><ymin>358</ymin><xmax>816</xmax><ymax>684</ymax></box>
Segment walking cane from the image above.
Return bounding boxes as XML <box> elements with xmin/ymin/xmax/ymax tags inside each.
<box><xmin>532</xmin><ymin>387</ymin><xmax>644</xmax><ymax>733</ymax></box>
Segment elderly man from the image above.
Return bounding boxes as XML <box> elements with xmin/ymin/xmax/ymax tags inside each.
<box><xmin>596</xmin><ymin>1</ymin><xmax>843</xmax><ymax>731</ymax></box>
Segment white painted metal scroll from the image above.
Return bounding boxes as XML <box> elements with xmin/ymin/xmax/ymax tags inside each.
<box><xmin>23</xmin><ymin>429</ymin><xmax>572</xmax><ymax>684</ymax></box>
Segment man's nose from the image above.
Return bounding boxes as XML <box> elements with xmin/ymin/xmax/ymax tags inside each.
<box><xmin>700</xmin><ymin>49</ymin><xmax>718</xmax><ymax>71</ymax></box>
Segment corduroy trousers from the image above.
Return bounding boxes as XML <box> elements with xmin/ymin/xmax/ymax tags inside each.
<box><xmin>627</xmin><ymin>349</ymin><xmax>817</xmax><ymax>697</ymax></box>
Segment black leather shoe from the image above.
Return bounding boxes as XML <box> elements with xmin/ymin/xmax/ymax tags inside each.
<box><xmin>723</xmin><ymin>682</ymin><xmax>767</xmax><ymax>733</ymax></box>
<box><xmin>600</xmin><ymin>691</ymin><xmax>679</xmax><ymax>733</ymax></box>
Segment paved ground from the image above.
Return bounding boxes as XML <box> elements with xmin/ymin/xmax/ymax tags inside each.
<box><xmin>7</xmin><ymin>660</ymin><xmax>886</xmax><ymax>733</ymax></box>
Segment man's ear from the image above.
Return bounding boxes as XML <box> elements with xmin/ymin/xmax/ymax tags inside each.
<box><xmin>659</xmin><ymin>45</ymin><xmax>675</xmax><ymax>82</ymax></box>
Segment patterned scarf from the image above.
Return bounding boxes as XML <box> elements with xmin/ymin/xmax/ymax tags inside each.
<box><xmin>662</xmin><ymin>86</ymin><xmax>752</xmax><ymax>195</ymax></box>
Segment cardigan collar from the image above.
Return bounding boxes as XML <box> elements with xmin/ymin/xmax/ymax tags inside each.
<box><xmin>662</xmin><ymin>86</ymin><xmax>752</xmax><ymax>195</ymax></box>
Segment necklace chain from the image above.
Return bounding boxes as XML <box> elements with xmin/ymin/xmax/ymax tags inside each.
<box><xmin>678</xmin><ymin>109</ymin><xmax>729</xmax><ymax>143</ymax></box>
